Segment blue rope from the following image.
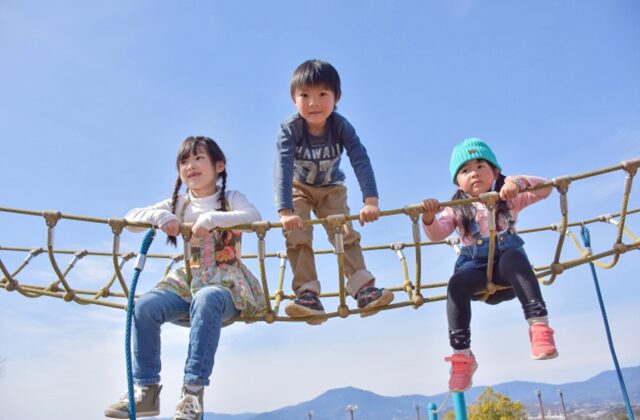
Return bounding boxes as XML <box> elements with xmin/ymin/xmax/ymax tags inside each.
<box><xmin>580</xmin><ymin>225</ymin><xmax>635</xmax><ymax>420</ymax></box>
<box><xmin>126</xmin><ymin>229</ymin><xmax>155</xmax><ymax>420</ymax></box>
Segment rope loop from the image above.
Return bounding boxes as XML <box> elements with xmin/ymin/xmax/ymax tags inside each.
<box><xmin>125</xmin><ymin>228</ymin><xmax>156</xmax><ymax>420</ymax></box>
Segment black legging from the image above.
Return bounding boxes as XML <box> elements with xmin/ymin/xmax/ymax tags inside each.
<box><xmin>448</xmin><ymin>248</ymin><xmax>548</xmax><ymax>350</ymax></box>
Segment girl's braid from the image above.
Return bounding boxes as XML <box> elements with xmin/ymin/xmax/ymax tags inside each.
<box><xmin>218</xmin><ymin>170</ymin><xmax>227</xmax><ymax>211</ymax></box>
<box><xmin>215</xmin><ymin>169</ymin><xmax>229</xmax><ymax>248</ymax></box>
<box><xmin>166</xmin><ymin>176</ymin><xmax>182</xmax><ymax>247</ymax></box>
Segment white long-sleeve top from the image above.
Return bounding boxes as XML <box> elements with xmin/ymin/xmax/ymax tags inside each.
<box><xmin>124</xmin><ymin>189</ymin><xmax>261</xmax><ymax>232</ymax></box>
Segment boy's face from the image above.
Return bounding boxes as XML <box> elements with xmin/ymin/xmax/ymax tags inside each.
<box><xmin>292</xmin><ymin>84</ymin><xmax>337</xmax><ymax>133</ymax></box>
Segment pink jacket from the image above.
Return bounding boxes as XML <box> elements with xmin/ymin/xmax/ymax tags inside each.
<box><xmin>423</xmin><ymin>175</ymin><xmax>552</xmax><ymax>246</ymax></box>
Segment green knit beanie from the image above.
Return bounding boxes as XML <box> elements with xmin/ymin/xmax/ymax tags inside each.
<box><xmin>449</xmin><ymin>138</ymin><xmax>501</xmax><ymax>184</ymax></box>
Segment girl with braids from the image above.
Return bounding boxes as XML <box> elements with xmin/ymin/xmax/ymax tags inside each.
<box><xmin>420</xmin><ymin>138</ymin><xmax>557</xmax><ymax>393</ymax></box>
<box><xmin>105</xmin><ymin>136</ymin><xmax>266</xmax><ymax>420</ymax></box>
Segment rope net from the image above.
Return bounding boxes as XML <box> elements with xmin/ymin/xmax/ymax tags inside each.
<box><xmin>1</xmin><ymin>158</ymin><xmax>639</xmax><ymax>324</ymax></box>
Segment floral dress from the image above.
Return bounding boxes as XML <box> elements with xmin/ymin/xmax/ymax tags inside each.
<box><xmin>144</xmin><ymin>195</ymin><xmax>267</xmax><ymax>323</ymax></box>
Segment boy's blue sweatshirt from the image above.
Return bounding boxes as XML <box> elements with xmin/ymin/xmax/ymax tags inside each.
<box><xmin>274</xmin><ymin>112</ymin><xmax>378</xmax><ymax>211</ymax></box>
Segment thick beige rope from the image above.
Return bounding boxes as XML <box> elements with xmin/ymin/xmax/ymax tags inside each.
<box><xmin>1</xmin><ymin>159</ymin><xmax>639</xmax><ymax>323</ymax></box>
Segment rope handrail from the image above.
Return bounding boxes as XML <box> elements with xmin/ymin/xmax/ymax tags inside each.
<box><xmin>1</xmin><ymin>159</ymin><xmax>639</xmax><ymax>323</ymax></box>
<box><xmin>2</xmin><ymin>205</ymin><xmax>639</xmax><ymax>260</ymax></box>
<box><xmin>1</xmin><ymin>157</ymin><xmax>637</xmax><ymax>230</ymax></box>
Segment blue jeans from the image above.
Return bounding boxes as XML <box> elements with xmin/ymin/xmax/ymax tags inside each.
<box><xmin>133</xmin><ymin>286</ymin><xmax>240</xmax><ymax>386</ymax></box>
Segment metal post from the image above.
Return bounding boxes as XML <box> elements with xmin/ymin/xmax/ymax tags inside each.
<box><xmin>535</xmin><ymin>389</ymin><xmax>546</xmax><ymax>420</ymax></box>
<box><xmin>427</xmin><ymin>402</ymin><xmax>438</xmax><ymax>420</ymax></box>
<box><xmin>453</xmin><ymin>392</ymin><xmax>467</xmax><ymax>420</ymax></box>
<box><xmin>557</xmin><ymin>390</ymin><xmax>567</xmax><ymax>420</ymax></box>
<box><xmin>346</xmin><ymin>404</ymin><xmax>358</xmax><ymax>420</ymax></box>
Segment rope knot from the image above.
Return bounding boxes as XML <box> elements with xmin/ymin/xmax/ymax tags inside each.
<box><xmin>478</xmin><ymin>192</ymin><xmax>499</xmax><ymax>209</ymax></box>
<box><xmin>621</xmin><ymin>158</ymin><xmax>640</xmax><ymax>177</ymax></box>
<box><xmin>251</xmin><ymin>221</ymin><xmax>271</xmax><ymax>238</ymax></box>
<box><xmin>108</xmin><ymin>218</ymin><xmax>128</xmax><ymax>235</ymax></box>
<box><xmin>552</xmin><ymin>176</ymin><xmax>572</xmax><ymax>194</ymax></box>
<box><xmin>486</xmin><ymin>281</ymin><xmax>497</xmax><ymax>295</ymax></box>
<box><xmin>402</xmin><ymin>203</ymin><xmax>423</xmax><ymax>221</ymax></box>
<box><xmin>43</xmin><ymin>211</ymin><xmax>62</xmax><ymax>228</ymax></box>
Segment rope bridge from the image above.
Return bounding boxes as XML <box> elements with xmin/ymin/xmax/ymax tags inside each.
<box><xmin>1</xmin><ymin>159</ymin><xmax>639</xmax><ymax>324</ymax></box>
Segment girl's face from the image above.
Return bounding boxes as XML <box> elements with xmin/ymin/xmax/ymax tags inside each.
<box><xmin>179</xmin><ymin>144</ymin><xmax>225</xmax><ymax>198</ymax></box>
<box><xmin>455</xmin><ymin>159</ymin><xmax>499</xmax><ymax>197</ymax></box>
<box><xmin>292</xmin><ymin>83</ymin><xmax>337</xmax><ymax>135</ymax></box>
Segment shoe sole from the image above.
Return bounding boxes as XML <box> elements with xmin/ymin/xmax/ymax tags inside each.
<box><xmin>360</xmin><ymin>290</ymin><xmax>394</xmax><ymax>318</ymax></box>
<box><xmin>531</xmin><ymin>350</ymin><xmax>559</xmax><ymax>360</ymax></box>
<box><xmin>285</xmin><ymin>302</ymin><xmax>327</xmax><ymax>325</ymax></box>
<box><xmin>104</xmin><ymin>409</ymin><xmax>160</xmax><ymax>418</ymax></box>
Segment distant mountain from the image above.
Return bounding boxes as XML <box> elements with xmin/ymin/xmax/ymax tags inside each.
<box><xmin>157</xmin><ymin>365</ymin><xmax>639</xmax><ymax>420</ymax></box>
<box><xmin>456</xmin><ymin>365</ymin><xmax>640</xmax><ymax>407</ymax></box>
<box><xmin>202</xmin><ymin>415</ymin><xmax>255</xmax><ymax>420</ymax></box>
<box><xmin>250</xmin><ymin>387</ymin><xmax>428</xmax><ymax>420</ymax></box>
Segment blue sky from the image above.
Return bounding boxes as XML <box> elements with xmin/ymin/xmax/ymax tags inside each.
<box><xmin>1</xmin><ymin>1</ymin><xmax>639</xmax><ymax>419</ymax></box>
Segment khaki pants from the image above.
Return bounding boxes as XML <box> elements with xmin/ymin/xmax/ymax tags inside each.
<box><xmin>284</xmin><ymin>181</ymin><xmax>375</xmax><ymax>298</ymax></box>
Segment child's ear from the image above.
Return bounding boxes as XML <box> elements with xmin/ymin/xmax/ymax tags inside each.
<box><xmin>215</xmin><ymin>161</ymin><xmax>226</xmax><ymax>174</ymax></box>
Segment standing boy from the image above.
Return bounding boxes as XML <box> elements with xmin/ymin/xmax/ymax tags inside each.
<box><xmin>274</xmin><ymin>59</ymin><xmax>393</xmax><ymax>325</ymax></box>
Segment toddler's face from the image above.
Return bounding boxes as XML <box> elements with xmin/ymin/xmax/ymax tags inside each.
<box><xmin>292</xmin><ymin>84</ymin><xmax>337</xmax><ymax>133</ymax></box>
<box><xmin>456</xmin><ymin>159</ymin><xmax>499</xmax><ymax>197</ymax></box>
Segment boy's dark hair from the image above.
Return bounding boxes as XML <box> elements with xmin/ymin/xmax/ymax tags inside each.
<box><xmin>290</xmin><ymin>59</ymin><xmax>342</xmax><ymax>101</ymax></box>
<box><xmin>167</xmin><ymin>136</ymin><xmax>228</xmax><ymax>247</ymax></box>
<box><xmin>451</xmin><ymin>162</ymin><xmax>512</xmax><ymax>238</ymax></box>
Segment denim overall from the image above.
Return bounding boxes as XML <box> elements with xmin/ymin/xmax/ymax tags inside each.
<box><xmin>453</xmin><ymin>213</ymin><xmax>527</xmax><ymax>304</ymax></box>
<box><xmin>447</xmin><ymin>211</ymin><xmax>548</xmax><ymax>350</ymax></box>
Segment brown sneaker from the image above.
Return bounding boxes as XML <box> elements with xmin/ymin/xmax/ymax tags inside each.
<box><xmin>285</xmin><ymin>291</ymin><xmax>327</xmax><ymax>325</ymax></box>
<box><xmin>173</xmin><ymin>385</ymin><xmax>204</xmax><ymax>420</ymax></box>
<box><xmin>104</xmin><ymin>384</ymin><xmax>162</xmax><ymax>418</ymax></box>
<box><xmin>356</xmin><ymin>286</ymin><xmax>394</xmax><ymax>317</ymax></box>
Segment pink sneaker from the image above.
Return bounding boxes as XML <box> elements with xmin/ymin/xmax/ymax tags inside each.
<box><xmin>529</xmin><ymin>323</ymin><xmax>558</xmax><ymax>360</ymax></box>
<box><xmin>444</xmin><ymin>353</ymin><xmax>478</xmax><ymax>392</ymax></box>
